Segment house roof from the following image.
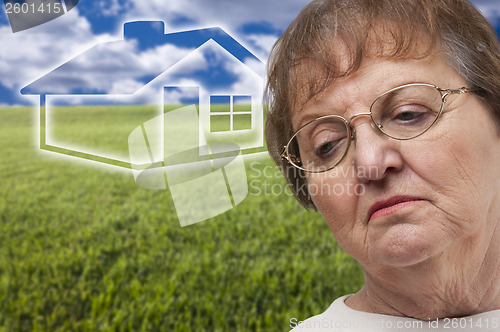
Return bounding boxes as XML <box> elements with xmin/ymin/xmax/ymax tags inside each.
<box><xmin>21</xmin><ymin>21</ymin><xmax>263</xmax><ymax>96</ymax></box>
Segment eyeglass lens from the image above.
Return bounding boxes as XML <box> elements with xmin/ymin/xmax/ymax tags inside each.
<box><xmin>287</xmin><ymin>85</ymin><xmax>444</xmax><ymax>172</ymax></box>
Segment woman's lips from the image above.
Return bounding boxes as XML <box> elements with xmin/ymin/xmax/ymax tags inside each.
<box><xmin>367</xmin><ymin>196</ymin><xmax>424</xmax><ymax>222</ymax></box>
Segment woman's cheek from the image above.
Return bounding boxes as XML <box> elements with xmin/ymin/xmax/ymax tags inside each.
<box><xmin>309</xmin><ymin>174</ymin><xmax>362</xmax><ymax>235</ymax></box>
<box><xmin>309</xmin><ymin>172</ymin><xmax>354</xmax><ymax>206</ymax></box>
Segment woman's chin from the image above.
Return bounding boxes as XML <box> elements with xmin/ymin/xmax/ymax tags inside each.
<box><xmin>368</xmin><ymin>222</ymin><xmax>446</xmax><ymax>267</ymax></box>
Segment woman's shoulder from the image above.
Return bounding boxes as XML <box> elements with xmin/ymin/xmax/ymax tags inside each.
<box><xmin>288</xmin><ymin>295</ymin><xmax>500</xmax><ymax>332</ymax></box>
<box><xmin>289</xmin><ymin>295</ymin><xmax>354</xmax><ymax>331</ymax></box>
<box><xmin>288</xmin><ymin>295</ymin><xmax>421</xmax><ymax>331</ymax></box>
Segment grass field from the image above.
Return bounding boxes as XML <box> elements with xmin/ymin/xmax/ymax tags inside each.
<box><xmin>0</xmin><ymin>106</ymin><xmax>363</xmax><ymax>331</ymax></box>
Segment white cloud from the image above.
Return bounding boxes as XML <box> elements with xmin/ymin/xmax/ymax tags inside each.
<box><xmin>246</xmin><ymin>33</ymin><xmax>279</xmax><ymax>60</ymax></box>
<box><xmin>139</xmin><ymin>43</ymin><xmax>195</xmax><ymax>73</ymax></box>
<box><xmin>242</xmin><ymin>57</ymin><xmax>266</xmax><ymax>78</ymax></box>
<box><xmin>13</xmin><ymin>32</ymin><xmax>195</xmax><ymax>96</ymax></box>
<box><xmin>225</xmin><ymin>58</ymin><xmax>264</xmax><ymax>96</ymax></box>
<box><xmin>0</xmin><ymin>8</ymin><xmax>116</xmax><ymax>101</ymax></box>
<box><xmin>2</xmin><ymin>0</ymin><xmax>304</xmax><ymax>105</ymax></box>
<box><xmin>125</xmin><ymin>0</ymin><xmax>309</xmax><ymax>31</ymax></box>
<box><xmin>0</xmin><ymin>102</ymin><xmax>25</xmax><ymax>107</ymax></box>
<box><xmin>163</xmin><ymin>86</ymin><xmax>199</xmax><ymax>105</ymax></box>
<box><xmin>121</xmin><ymin>0</ymin><xmax>310</xmax><ymax>61</ymax></box>
<box><xmin>99</xmin><ymin>0</ymin><xmax>125</xmax><ymax>17</ymax></box>
<box><xmin>75</xmin><ymin>42</ymin><xmax>196</xmax><ymax>94</ymax></box>
<box><xmin>109</xmin><ymin>78</ymin><xmax>144</xmax><ymax>94</ymax></box>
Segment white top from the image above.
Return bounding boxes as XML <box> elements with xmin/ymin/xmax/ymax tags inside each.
<box><xmin>289</xmin><ymin>295</ymin><xmax>500</xmax><ymax>331</ymax></box>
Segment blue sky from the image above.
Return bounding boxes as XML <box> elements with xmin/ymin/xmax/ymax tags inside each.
<box><xmin>0</xmin><ymin>0</ymin><xmax>499</xmax><ymax>106</ymax></box>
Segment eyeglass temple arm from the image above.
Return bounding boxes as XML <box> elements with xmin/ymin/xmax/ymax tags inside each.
<box><xmin>439</xmin><ymin>87</ymin><xmax>469</xmax><ymax>102</ymax></box>
<box><xmin>280</xmin><ymin>146</ymin><xmax>287</xmax><ymax>160</ymax></box>
<box><xmin>281</xmin><ymin>146</ymin><xmax>302</xmax><ymax>164</ymax></box>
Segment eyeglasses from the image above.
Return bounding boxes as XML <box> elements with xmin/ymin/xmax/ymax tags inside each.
<box><xmin>281</xmin><ymin>83</ymin><xmax>471</xmax><ymax>173</ymax></box>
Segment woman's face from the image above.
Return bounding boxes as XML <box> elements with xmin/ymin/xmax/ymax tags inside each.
<box><xmin>294</xmin><ymin>54</ymin><xmax>500</xmax><ymax>271</ymax></box>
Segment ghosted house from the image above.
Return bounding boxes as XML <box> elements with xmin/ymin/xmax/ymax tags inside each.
<box><xmin>21</xmin><ymin>21</ymin><xmax>266</xmax><ymax>168</ymax></box>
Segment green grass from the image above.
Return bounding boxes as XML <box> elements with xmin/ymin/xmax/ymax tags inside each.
<box><xmin>50</xmin><ymin>105</ymin><xmax>159</xmax><ymax>161</ymax></box>
<box><xmin>0</xmin><ymin>106</ymin><xmax>363</xmax><ymax>332</ymax></box>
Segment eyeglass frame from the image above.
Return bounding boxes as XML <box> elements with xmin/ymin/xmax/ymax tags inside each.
<box><xmin>280</xmin><ymin>83</ymin><xmax>471</xmax><ymax>173</ymax></box>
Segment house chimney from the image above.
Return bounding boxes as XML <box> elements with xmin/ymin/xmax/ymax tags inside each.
<box><xmin>124</xmin><ymin>21</ymin><xmax>166</xmax><ymax>49</ymax></box>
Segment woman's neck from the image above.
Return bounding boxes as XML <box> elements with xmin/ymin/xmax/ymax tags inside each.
<box><xmin>346</xmin><ymin>237</ymin><xmax>500</xmax><ymax>320</ymax></box>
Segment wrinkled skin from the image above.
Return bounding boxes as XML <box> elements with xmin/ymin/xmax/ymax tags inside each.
<box><xmin>294</xmin><ymin>54</ymin><xmax>500</xmax><ymax>319</ymax></box>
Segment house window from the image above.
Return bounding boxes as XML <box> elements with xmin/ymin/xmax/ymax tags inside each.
<box><xmin>210</xmin><ymin>95</ymin><xmax>252</xmax><ymax>132</ymax></box>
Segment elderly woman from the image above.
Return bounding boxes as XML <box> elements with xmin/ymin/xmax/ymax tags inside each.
<box><xmin>266</xmin><ymin>0</ymin><xmax>500</xmax><ymax>330</ymax></box>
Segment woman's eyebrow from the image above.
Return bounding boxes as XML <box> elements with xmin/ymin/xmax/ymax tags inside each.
<box><xmin>293</xmin><ymin>104</ymin><xmax>344</xmax><ymax>130</ymax></box>
<box><xmin>292</xmin><ymin>75</ymin><xmax>438</xmax><ymax>130</ymax></box>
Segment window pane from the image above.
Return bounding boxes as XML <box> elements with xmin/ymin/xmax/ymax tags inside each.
<box><xmin>233</xmin><ymin>114</ymin><xmax>252</xmax><ymax>130</ymax></box>
<box><xmin>233</xmin><ymin>96</ymin><xmax>251</xmax><ymax>112</ymax></box>
<box><xmin>210</xmin><ymin>95</ymin><xmax>230</xmax><ymax>112</ymax></box>
<box><xmin>210</xmin><ymin>115</ymin><xmax>231</xmax><ymax>132</ymax></box>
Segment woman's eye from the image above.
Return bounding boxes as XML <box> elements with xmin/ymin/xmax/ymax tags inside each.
<box><xmin>314</xmin><ymin>139</ymin><xmax>343</xmax><ymax>159</ymax></box>
<box><xmin>396</xmin><ymin>111</ymin><xmax>423</xmax><ymax>121</ymax></box>
<box><xmin>317</xmin><ymin>141</ymin><xmax>335</xmax><ymax>155</ymax></box>
<box><xmin>308</xmin><ymin>125</ymin><xmax>348</xmax><ymax>161</ymax></box>
<box><xmin>391</xmin><ymin>104</ymin><xmax>433</xmax><ymax>123</ymax></box>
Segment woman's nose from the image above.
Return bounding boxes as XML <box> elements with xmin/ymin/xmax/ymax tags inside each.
<box><xmin>350</xmin><ymin>122</ymin><xmax>404</xmax><ymax>182</ymax></box>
